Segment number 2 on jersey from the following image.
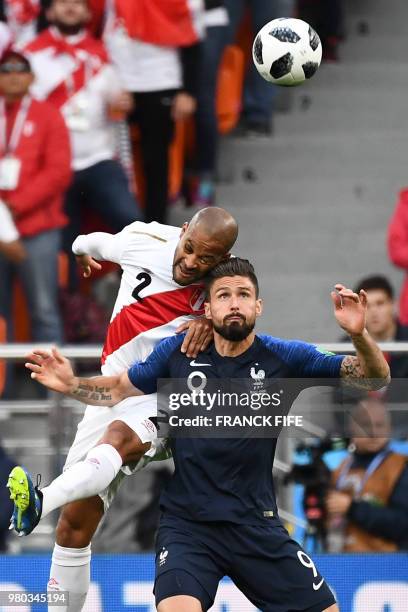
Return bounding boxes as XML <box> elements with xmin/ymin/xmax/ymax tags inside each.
<box><xmin>132</xmin><ymin>272</ymin><xmax>152</xmax><ymax>302</ymax></box>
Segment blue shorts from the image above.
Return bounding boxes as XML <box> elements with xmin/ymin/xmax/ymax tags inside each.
<box><xmin>154</xmin><ymin>514</ymin><xmax>336</xmax><ymax>611</ymax></box>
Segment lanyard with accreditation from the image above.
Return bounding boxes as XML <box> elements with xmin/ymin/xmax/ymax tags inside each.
<box><xmin>336</xmin><ymin>447</ymin><xmax>390</xmax><ymax>497</ymax></box>
<box><xmin>0</xmin><ymin>94</ymin><xmax>31</xmax><ymax>190</ymax></box>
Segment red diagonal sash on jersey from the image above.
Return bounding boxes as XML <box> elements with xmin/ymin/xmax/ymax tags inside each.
<box><xmin>102</xmin><ymin>285</ymin><xmax>205</xmax><ymax>364</ymax></box>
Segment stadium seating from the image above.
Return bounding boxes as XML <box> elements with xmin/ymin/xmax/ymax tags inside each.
<box><xmin>216</xmin><ymin>45</ymin><xmax>245</xmax><ymax>135</ymax></box>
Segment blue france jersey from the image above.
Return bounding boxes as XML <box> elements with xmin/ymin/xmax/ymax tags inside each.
<box><xmin>128</xmin><ymin>335</ymin><xmax>344</xmax><ymax>524</ymax></box>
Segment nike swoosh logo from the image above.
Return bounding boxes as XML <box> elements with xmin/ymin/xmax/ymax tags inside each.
<box><xmin>313</xmin><ymin>579</ymin><xmax>324</xmax><ymax>591</ymax></box>
<box><xmin>190</xmin><ymin>360</ymin><xmax>212</xmax><ymax>367</ymax></box>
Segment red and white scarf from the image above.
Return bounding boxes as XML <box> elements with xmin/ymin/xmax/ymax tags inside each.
<box><xmin>7</xmin><ymin>0</ymin><xmax>39</xmax><ymax>25</ymax></box>
<box><xmin>25</xmin><ymin>28</ymin><xmax>108</xmax><ymax>108</ymax></box>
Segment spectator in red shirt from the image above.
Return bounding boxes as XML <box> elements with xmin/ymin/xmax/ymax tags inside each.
<box><xmin>0</xmin><ymin>48</ymin><xmax>71</xmax><ymax>345</ymax></box>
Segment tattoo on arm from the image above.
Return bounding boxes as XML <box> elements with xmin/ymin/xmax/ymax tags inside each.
<box><xmin>340</xmin><ymin>356</ymin><xmax>388</xmax><ymax>390</ymax></box>
<box><xmin>72</xmin><ymin>382</ymin><xmax>113</xmax><ymax>405</ymax></box>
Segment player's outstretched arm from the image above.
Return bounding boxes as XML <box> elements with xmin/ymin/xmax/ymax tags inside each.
<box><xmin>25</xmin><ymin>348</ymin><xmax>142</xmax><ymax>406</ymax></box>
<box><xmin>331</xmin><ymin>284</ymin><xmax>391</xmax><ymax>389</ymax></box>
<box><xmin>72</xmin><ymin>231</ymin><xmax>125</xmax><ymax>277</ymax></box>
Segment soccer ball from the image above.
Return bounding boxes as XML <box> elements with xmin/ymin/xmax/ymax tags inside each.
<box><xmin>252</xmin><ymin>18</ymin><xmax>322</xmax><ymax>86</ymax></box>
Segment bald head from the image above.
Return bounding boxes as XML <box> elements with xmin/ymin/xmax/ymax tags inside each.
<box><xmin>187</xmin><ymin>207</ymin><xmax>238</xmax><ymax>252</ymax></box>
<box><xmin>349</xmin><ymin>398</ymin><xmax>391</xmax><ymax>454</ymax></box>
<box><xmin>172</xmin><ymin>207</ymin><xmax>238</xmax><ymax>286</ymax></box>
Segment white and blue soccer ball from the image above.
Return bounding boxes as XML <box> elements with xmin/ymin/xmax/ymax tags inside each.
<box><xmin>252</xmin><ymin>17</ymin><xmax>322</xmax><ymax>86</ymax></box>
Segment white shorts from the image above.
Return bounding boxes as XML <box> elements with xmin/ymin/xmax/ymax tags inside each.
<box><xmin>64</xmin><ymin>394</ymin><xmax>170</xmax><ymax>510</ymax></box>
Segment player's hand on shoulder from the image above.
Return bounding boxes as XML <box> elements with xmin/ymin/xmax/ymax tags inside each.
<box><xmin>25</xmin><ymin>347</ymin><xmax>77</xmax><ymax>394</ymax></box>
<box><xmin>331</xmin><ymin>283</ymin><xmax>367</xmax><ymax>337</ymax></box>
<box><xmin>176</xmin><ymin>317</ymin><xmax>214</xmax><ymax>358</ymax></box>
<box><xmin>75</xmin><ymin>254</ymin><xmax>102</xmax><ymax>278</ymax></box>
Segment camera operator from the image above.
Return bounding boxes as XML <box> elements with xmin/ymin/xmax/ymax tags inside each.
<box><xmin>325</xmin><ymin>398</ymin><xmax>408</xmax><ymax>552</ymax></box>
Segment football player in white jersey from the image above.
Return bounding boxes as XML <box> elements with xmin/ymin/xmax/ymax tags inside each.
<box><xmin>8</xmin><ymin>207</ymin><xmax>238</xmax><ymax>612</ymax></box>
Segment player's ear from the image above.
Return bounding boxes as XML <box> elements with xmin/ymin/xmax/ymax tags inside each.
<box><xmin>255</xmin><ymin>298</ymin><xmax>263</xmax><ymax>317</ymax></box>
<box><xmin>204</xmin><ymin>301</ymin><xmax>212</xmax><ymax>320</ymax></box>
<box><xmin>179</xmin><ymin>222</ymin><xmax>189</xmax><ymax>237</ymax></box>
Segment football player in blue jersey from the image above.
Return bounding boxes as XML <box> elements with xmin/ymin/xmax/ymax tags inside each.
<box><xmin>20</xmin><ymin>258</ymin><xmax>389</xmax><ymax>612</ymax></box>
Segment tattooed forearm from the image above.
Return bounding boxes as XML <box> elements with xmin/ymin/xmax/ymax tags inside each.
<box><xmin>73</xmin><ymin>383</ymin><xmax>113</xmax><ymax>404</ymax></box>
<box><xmin>340</xmin><ymin>356</ymin><xmax>364</xmax><ymax>378</ymax></box>
<box><xmin>340</xmin><ymin>355</ymin><xmax>390</xmax><ymax>390</ymax></box>
<box><xmin>68</xmin><ymin>372</ymin><xmax>142</xmax><ymax>406</ymax></box>
<box><xmin>70</xmin><ymin>378</ymin><xmax>118</xmax><ymax>406</ymax></box>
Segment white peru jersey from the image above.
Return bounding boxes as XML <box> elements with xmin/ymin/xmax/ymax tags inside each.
<box><xmin>72</xmin><ymin>222</ymin><xmax>206</xmax><ymax>376</ymax></box>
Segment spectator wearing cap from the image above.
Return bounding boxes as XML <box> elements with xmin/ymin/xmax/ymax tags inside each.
<box><xmin>0</xmin><ymin>24</ymin><xmax>26</xmax><ymax>264</ymax></box>
<box><xmin>0</xmin><ymin>48</ymin><xmax>71</xmax><ymax>346</ymax></box>
<box><xmin>25</xmin><ymin>0</ymin><xmax>141</xmax><ymax>286</ymax></box>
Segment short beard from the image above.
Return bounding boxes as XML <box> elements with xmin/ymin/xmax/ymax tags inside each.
<box><xmin>53</xmin><ymin>20</ymin><xmax>85</xmax><ymax>36</ymax></box>
<box><xmin>213</xmin><ymin>319</ymin><xmax>255</xmax><ymax>342</ymax></box>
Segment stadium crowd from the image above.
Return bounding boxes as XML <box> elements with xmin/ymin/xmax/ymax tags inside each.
<box><xmin>0</xmin><ymin>0</ymin><xmax>348</xmax><ymax>356</ymax></box>
<box><xmin>1</xmin><ymin>0</ymin><xmax>407</xmax><ymax>568</ymax></box>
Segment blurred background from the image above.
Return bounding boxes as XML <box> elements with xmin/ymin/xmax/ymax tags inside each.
<box><xmin>1</xmin><ymin>0</ymin><xmax>408</xmax><ymax>610</ymax></box>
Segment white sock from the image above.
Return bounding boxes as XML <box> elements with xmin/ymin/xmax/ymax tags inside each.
<box><xmin>41</xmin><ymin>444</ymin><xmax>122</xmax><ymax>518</ymax></box>
<box><xmin>48</xmin><ymin>543</ymin><xmax>91</xmax><ymax>612</ymax></box>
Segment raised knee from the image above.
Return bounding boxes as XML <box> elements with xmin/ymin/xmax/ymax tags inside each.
<box><xmin>103</xmin><ymin>420</ymin><xmax>134</xmax><ymax>450</ymax></box>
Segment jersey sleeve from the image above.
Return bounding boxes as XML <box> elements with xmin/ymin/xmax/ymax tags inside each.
<box><xmin>72</xmin><ymin>231</ymin><xmax>127</xmax><ymax>264</ymax></box>
<box><xmin>71</xmin><ymin>222</ymin><xmax>162</xmax><ymax>266</ymax></box>
<box><xmin>127</xmin><ymin>335</ymin><xmax>184</xmax><ymax>393</ymax></box>
<box><xmin>72</xmin><ymin>221</ymin><xmax>180</xmax><ymax>268</ymax></box>
<box><xmin>259</xmin><ymin>335</ymin><xmax>345</xmax><ymax>378</ymax></box>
